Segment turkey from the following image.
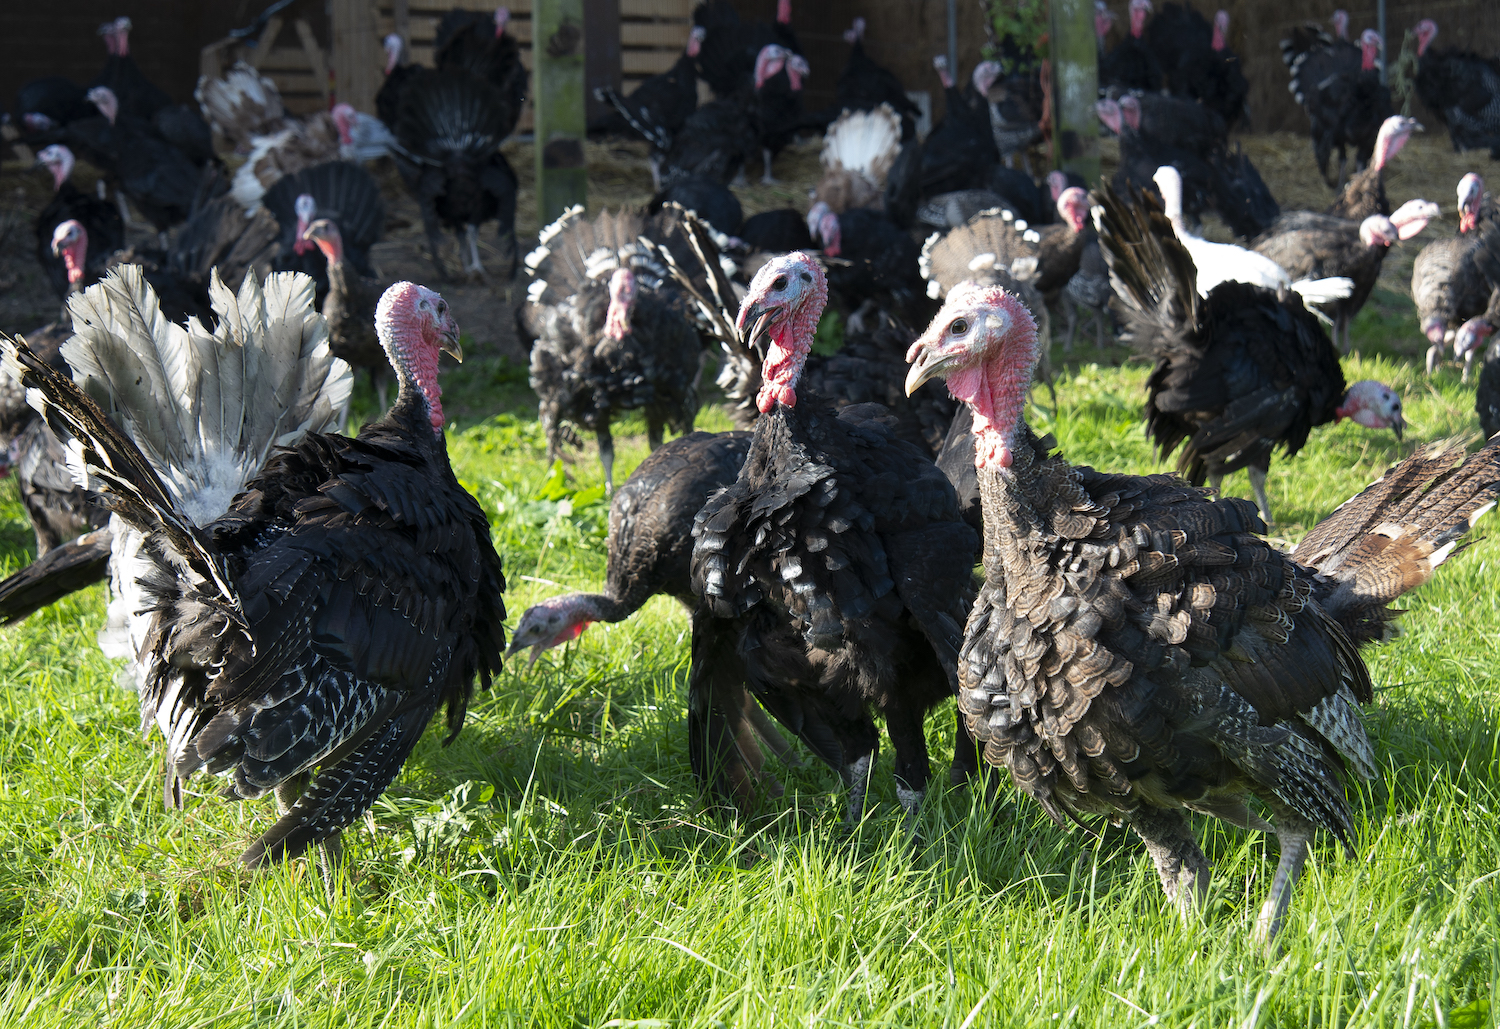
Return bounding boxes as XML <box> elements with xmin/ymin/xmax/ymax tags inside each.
<box><xmin>1101</xmin><ymin>182</ymin><xmax>1404</xmax><ymax>523</ymax></box>
<box><xmin>812</xmin><ymin>104</ymin><xmax>903</xmax><ymax>215</ymax></box>
<box><xmin>917</xmin><ymin>206</ymin><xmax>1056</xmax><ymax>390</ymax></box>
<box><xmin>1146</xmin><ymin>5</ymin><xmax>1249</xmax><ymax>130</ymax></box>
<box><xmin>523</xmin><ymin>207</ymin><xmax>704</xmax><ymax>492</ymax></box>
<box><xmin>89</xmin><ymin>17</ymin><xmax>171</xmax><ymax>124</ymax></box>
<box><xmin>917</xmin><ymin>59</ymin><xmax>1001</xmax><ymax>198</ymax></box>
<box><xmin>657</xmin><ymin>94</ymin><xmax>761</xmax><ymax>189</ymax></box>
<box><xmin>1282</xmin><ymin>23</ymin><xmax>1392</xmax><ymax>189</ymax></box>
<box><xmin>1254</xmin><ymin>200</ymin><xmax>1438</xmax><ymax>352</ymax></box>
<box><xmin>505</xmin><ymin>430</ymin><xmax>799</xmax><ymax>803</ymax></box>
<box><xmin>905</xmin><ymin>226</ymin><xmax>1500</xmax><ymax>946</ymax></box>
<box><xmin>262</xmin><ymin>161</ymin><xmax>385</xmax><ymax>301</ymax></box>
<box><xmin>1471</xmin><ymin>322</ymin><xmax>1500</xmax><ymax>437</ymax></box>
<box><xmin>594</xmin><ymin>27</ymin><xmax>703</xmax><ymax>188</ymax></box>
<box><xmin>806</xmin><ymin>204</ymin><xmax>927</xmax><ymax>324</ymax></box>
<box><xmin>300</xmin><ymin>220</ymin><xmax>390</xmax><ymax>409</ymax></box>
<box><xmin>0</xmin><ymin>323</ymin><xmax>107</xmax><ymax>556</ymax></box>
<box><xmin>691</xmin><ymin>0</ymin><xmax>802</xmax><ymax>101</ymax></box>
<box><xmin>1099</xmin><ymin>0</ymin><xmax>1164</xmax><ymax>93</ymax></box>
<box><xmin>434</xmin><ymin>5</ymin><xmax>528</xmax><ymax>134</ymax></box>
<box><xmin>0</xmin><ymin>269</ymin><xmax>506</xmax><ymax>873</ymax></box>
<box><xmin>392</xmin><ymin>68</ymin><xmax>520</xmax><ymax>280</ymax></box>
<box><xmin>34</xmin><ymin>144</ymin><xmax>124</xmax><ymax>301</ymax></box>
<box><xmin>819</xmin><ymin>17</ymin><xmax>921</xmax><ymax>142</ymax></box>
<box><xmin>752</xmin><ymin>44</ymin><xmax>811</xmax><ymax>185</ymax></box>
<box><xmin>195</xmin><ymin>65</ymin><xmax>392</xmax><ymax>213</ymax></box>
<box><xmin>1097</xmin><ymin>97</ymin><xmax>1214</xmax><ymax>232</ymax></box>
<box><xmin>688</xmin><ymin>251</ymin><xmax>981</xmax><ymax>821</ymax></box>
<box><xmin>1412</xmin><ymin>20</ymin><xmax>1500</xmax><ymax>158</ymax></box>
<box><xmin>649</xmin><ymin>176</ymin><xmax>743</xmax><ymax>238</ymax></box>
<box><xmin>1061</xmin><ymin>240</ymin><xmax>1115</xmax><ymax>351</ymax></box>
<box><xmin>376</xmin><ymin>34</ymin><xmax>425</xmax><ymax>130</ymax></box>
<box><xmin>65</xmin><ymin>85</ymin><xmax>206</xmax><ymax>240</ymax></box>
<box><xmin>1326</xmin><ymin>115</ymin><xmax>1421</xmax><ymax>220</ymax></box>
<box><xmin>110</xmin><ymin>195</ymin><xmax>282</xmax><ymax>328</ymax></box>
<box><xmin>11</xmin><ymin>75</ymin><xmax>93</xmax><ymax>140</ymax></box>
<box><xmin>1414</xmin><ymin>174</ymin><xmax>1494</xmax><ymax>374</ymax></box>
<box><xmin>1152</xmin><ymin>165</ymin><xmax>1352</xmax><ymax>310</ymax></box>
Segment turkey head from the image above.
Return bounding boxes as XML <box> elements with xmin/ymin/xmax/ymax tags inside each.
<box><xmin>905</xmin><ymin>282</ymin><xmax>1039</xmax><ymax>469</ymax></box>
<box><xmin>375</xmin><ymin>282</ymin><xmax>463</xmax><ymax>432</ymax></box>
<box><xmin>736</xmin><ymin>251</ymin><xmax>827</xmax><ymax>413</ymax></box>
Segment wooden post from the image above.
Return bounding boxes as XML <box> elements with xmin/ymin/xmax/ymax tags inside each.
<box><xmin>534</xmin><ymin>0</ymin><xmax>588</xmax><ymax>223</ymax></box>
<box><xmin>330</xmin><ymin>0</ymin><xmax>381</xmax><ymax>113</ymax></box>
<box><xmin>1048</xmin><ymin>0</ymin><xmax>1099</xmax><ymax>187</ymax></box>
<box><xmin>295</xmin><ymin>19</ymin><xmax>332</xmax><ymax>108</ymax></box>
<box><xmin>393</xmin><ymin>0</ymin><xmax>411</xmax><ymax>46</ymax></box>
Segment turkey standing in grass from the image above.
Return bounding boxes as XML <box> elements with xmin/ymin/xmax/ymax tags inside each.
<box><xmin>905</xmin><ymin>235</ymin><xmax>1500</xmax><ymax>947</ymax></box>
<box><xmin>1414</xmin><ymin>174</ymin><xmax>1494</xmax><ymax>374</ymax></box>
<box><xmin>0</xmin><ymin>269</ymin><xmax>506</xmax><ymax>873</ymax></box>
<box><xmin>688</xmin><ymin>251</ymin><xmax>981</xmax><ymax>823</ymax></box>
<box><xmin>1101</xmin><ymin>182</ymin><xmax>1405</xmax><ymax>524</ymax></box>
<box><xmin>1281</xmin><ymin>24</ymin><xmax>1392</xmax><ymax>190</ymax></box>
<box><xmin>523</xmin><ymin>207</ymin><xmax>704</xmax><ymax>493</ymax></box>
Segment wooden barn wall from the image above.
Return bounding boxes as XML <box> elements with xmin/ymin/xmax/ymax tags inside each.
<box><xmin>3</xmin><ymin>0</ymin><xmax>1492</xmax><ymax>137</ymax></box>
<box><xmin>730</xmin><ymin>0</ymin><xmax>1496</xmax><ymax>133</ymax></box>
<box><xmin>0</xmin><ymin>1</ymin><xmax>329</xmax><ymax>113</ymax></box>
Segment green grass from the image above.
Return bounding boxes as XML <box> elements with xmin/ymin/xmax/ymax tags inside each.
<box><xmin>1</xmin><ymin>330</ymin><xmax>1498</xmax><ymax>1028</ymax></box>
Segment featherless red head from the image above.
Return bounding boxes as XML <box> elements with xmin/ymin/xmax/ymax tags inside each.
<box><xmin>51</xmin><ymin>220</ymin><xmax>87</xmax><ymax>284</ymax></box>
<box><xmin>906</xmin><ymin>284</ymin><xmax>1039</xmax><ymax>470</ymax></box>
<box><xmin>375</xmin><ymin>282</ymin><xmax>463</xmax><ymax>433</ymax></box>
<box><xmin>736</xmin><ymin>252</ymin><xmax>827</xmax><ymax>413</ymax></box>
<box><xmin>1458</xmin><ymin>173</ymin><xmax>1483</xmax><ymax>234</ymax></box>
<box><xmin>604</xmin><ymin>267</ymin><xmax>637</xmax><ymax>341</ymax></box>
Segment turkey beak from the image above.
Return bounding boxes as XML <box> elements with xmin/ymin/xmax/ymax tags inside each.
<box><xmin>738</xmin><ymin>301</ymin><xmax>784</xmax><ymax>351</ymax></box>
<box><xmin>1391</xmin><ymin>412</ymin><xmax>1406</xmax><ymax>442</ymax></box>
<box><xmin>905</xmin><ymin>345</ymin><xmax>958</xmax><ymax>395</ymax></box>
<box><xmin>440</xmin><ymin>324</ymin><xmax>463</xmax><ymax>363</ymax></box>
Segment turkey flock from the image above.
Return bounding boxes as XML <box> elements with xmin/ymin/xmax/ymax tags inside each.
<box><xmin>1</xmin><ymin>0</ymin><xmax>1500</xmax><ymax>948</ymax></box>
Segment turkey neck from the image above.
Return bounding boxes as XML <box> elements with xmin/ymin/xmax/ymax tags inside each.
<box><xmin>976</xmin><ymin>423</ymin><xmax>1104</xmax><ymax>571</ymax></box>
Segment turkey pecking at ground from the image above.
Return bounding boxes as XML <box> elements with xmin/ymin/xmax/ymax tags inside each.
<box><xmin>0</xmin><ymin>269</ymin><xmax>506</xmax><ymax>874</ymax></box>
<box><xmin>906</xmin><ymin>239</ymin><xmax>1500</xmax><ymax>946</ymax></box>
<box><xmin>505</xmin><ymin>430</ymin><xmax>801</xmax><ymax>805</ymax></box>
<box><xmin>523</xmin><ymin>207</ymin><xmax>705</xmax><ymax>493</ymax></box>
<box><xmin>688</xmin><ymin>251</ymin><xmax>981</xmax><ymax>822</ymax></box>
<box><xmin>1100</xmin><ymin>182</ymin><xmax>1405</xmax><ymax>524</ymax></box>
<box><xmin>1412</xmin><ymin>20</ymin><xmax>1500</xmax><ymax>159</ymax></box>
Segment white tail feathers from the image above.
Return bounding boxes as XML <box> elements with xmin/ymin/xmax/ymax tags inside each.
<box><xmin>194</xmin><ymin>63</ymin><xmax>286</xmax><ymax>150</ymax></box>
<box><xmin>59</xmin><ymin>266</ymin><xmax>352</xmax><ymax>528</ymax></box>
<box><xmin>1290</xmin><ymin>276</ymin><xmax>1355</xmax><ymax>304</ymax></box>
<box><xmin>821</xmin><ymin>104</ymin><xmax>902</xmax><ymax>186</ymax></box>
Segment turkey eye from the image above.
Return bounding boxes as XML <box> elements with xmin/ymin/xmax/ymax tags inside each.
<box><xmin>800</xmin><ymin>272</ymin><xmax>811</xmax><ymax>282</ymax></box>
<box><xmin>772</xmin><ymin>276</ymin><xmax>787</xmax><ymax>291</ymax></box>
<box><xmin>950</xmin><ymin>319</ymin><xmax>969</xmax><ymax>335</ymax></box>
<box><xmin>437</xmin><ymin>301</ymin><xmax>447</xmax><ymax>314</ymax></box>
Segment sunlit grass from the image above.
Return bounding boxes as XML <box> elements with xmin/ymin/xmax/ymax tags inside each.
<box><xmin>0</xmin><ymin>318</ymin><xmax>1496</xmax><ymax>1027</ymax></box>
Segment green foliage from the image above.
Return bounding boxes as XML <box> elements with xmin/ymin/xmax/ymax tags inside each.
<box><xmin>981</xmin><ymin>0</ymin><xmax>1050</xmax><ymax>66</ymax></box>
<box><xmin>1</xmin><ymin>325</ymin><xmax>1499</xmax><ymax>1026</ymax></box>
<box><xmin>1389</xmin><ymin>31</ymin><xmax>1421</xmax><ymax>117</ymax></box>
<box><xmin>812</xmin><ymin>307</ymin><xmax>844</xmax><ymax>356</ymax></box>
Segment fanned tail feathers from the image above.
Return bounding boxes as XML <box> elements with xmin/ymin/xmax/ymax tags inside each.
<box><xmin>1094</xmin><ymin>182</ymin><xmax>1202</xmax><ymax>358</ymax></box>
<box><xmin>821</xmin><ymin>104</ymin><xmax>902</xmax><ymax>186</ymax></box>
<box><xmin>594</xmin><ymin>85</ymin><xmax>672</xmax><ymax>150</ymax></box>
<box><xmin>194</xmin><ymin>63</ymin><xmax>287</xmax><ymax>151</ymax></box>
<box><xmin>1295</xmin><ymin>435</ymin><xmax>1500</xmax><ymax>644</ymax></box>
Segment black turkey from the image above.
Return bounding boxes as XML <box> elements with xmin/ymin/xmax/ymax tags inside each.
<box><xmin>34</xmin><ymin>144</ymin><xmax>124</xmax><ymax>301</ymax></box>
<box><xmin>0</xmin><ymin>269</ymin><xmax>506</xmax><ymax>872</ymax></box>
<box><xmin>687</xmin><ymin>250</ymin><xmax>980</xmax><ymax>822</ymax></box>
<box><xmin>263</xmin><ymin>160</ymin><xmax>385</xmax><ymax>301</ymax></box>
<box><xmin>906</xmin><ymin>250</ymin><xmax>1500</xmax><ymax>949</ymax></box>
<box><xmin>523</xmin><ymin>207</ymin><xmax>705</xmax><ymax>492</ymax></box>
<box><xmin>1282</xmin><ymin>23</ymin><xmax>1393</xmax><ymax>188</ymax></box>
<box><xmin>1413</xmin><ymin>19</ymin><xmax>1500</xmax><ymax>158</ymax></box>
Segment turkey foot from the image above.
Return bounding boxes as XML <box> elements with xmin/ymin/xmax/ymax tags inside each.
<box><xmin>1254</xmin><ymin>814</ymin><xmax>1314</xmax><ymax>949</ymax></box>
<box><xmin>463</xmin><ymin>224</ymin><xmax>486</xmax><ymax>282</ymax></box>
<box><xmin>760</xmin><ymin>148</ymin><xmax>780</xmax><ymax>186</ymax></box>
<box><xmin>1127</xmin><ymin>808</ymin><xmax>1212</xmax><ymax>927</ymax></box>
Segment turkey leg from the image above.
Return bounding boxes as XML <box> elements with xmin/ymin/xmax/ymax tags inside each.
<box><xmin>761</xmin><ymin>148</ymin><xmax>778</xmax><ymax>186</ymax></box>
<box><xmin>1248</xmin><ymin>465</ymin><xmax>1272</xmax><ymax>524</ymax></box>
<box><xmin>596</xmin><ymin>423</ymin><xmax>616</xmax><ymax>495</ymax></box>
<box><xmin>416</xmin><ymin>192</ymin><xmax>450</xmax><ymax>281</ymax></box>
<box><xmin>275</xmin><ymin>778</ymin><xmax>343</xmax><ymax>896</ymax></box>
<box><xmin>463</xmin><ymin>224</ymin><xmax>484</xmax><ymax>280</ymax></box>
<box><xmin>883</xmin><ymin>700</ymin><xmax>931</xmax><ymax>823</ymax></box>
<box><xmin>1254</xmin><ymin>812</ymin><xmax>1313</xmax><ymax>946</ymax></box>
<box><xmin>1126</xmin><ymin>807</ymin><xmax>1212</xmax><ymax>924</ymax></box>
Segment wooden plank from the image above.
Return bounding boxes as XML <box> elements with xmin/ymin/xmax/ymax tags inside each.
<box><xmin>620</xmin><ymin>23</ymin><xmax>690</xmax><ymax>47</ymax></box>
<box><xmin>331</xmin><ymin>0</ymin><xmax>382</xmax><ymax>113</ymax></box>
<box><xmin>400</xmin><ymin>0</ymin><xmax>533</xmax><ymax>13</ymax></box>
<box><xmin>256</xmin><ymin>48</ymin><xmax>325</xmax><ymax>72</ymax></box>
<box><xmin>619</xmin><ymin>0</ymin><xmax>690</xmax><ymax>16</ymax></box>
<box><xmin>621</xmin><ymin>50</ymin><xmax>677</xmax><ymax>75</ymax></box>
<box><xmin>246</xmin><ymin>17</ymin><xmax>284</xmax><ymax>70</ymax></box>
<box><xmin>294</xmin><ymin>19</ymin><xmax>331</xmax><ymax>106</ymax></box>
